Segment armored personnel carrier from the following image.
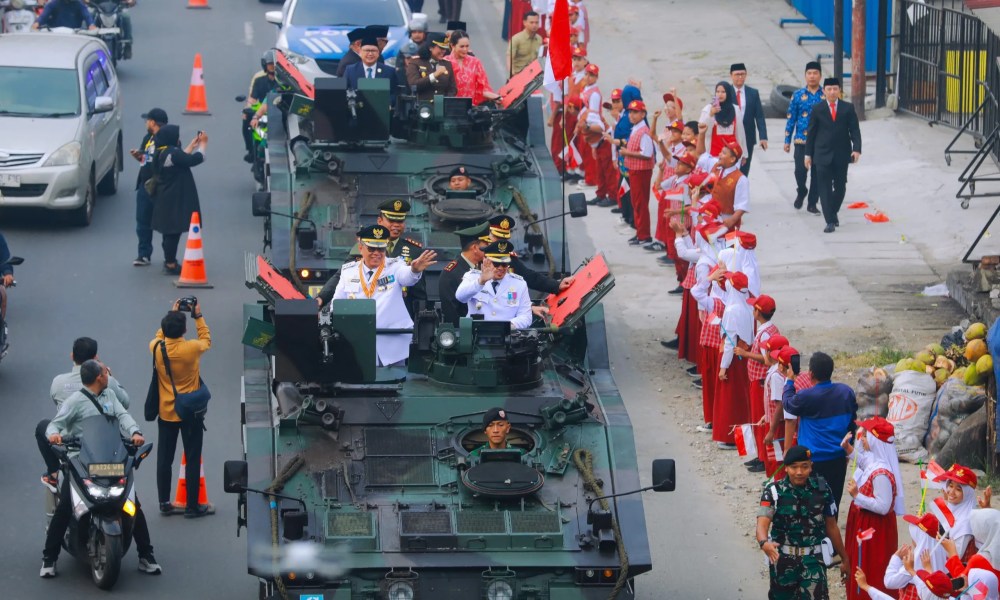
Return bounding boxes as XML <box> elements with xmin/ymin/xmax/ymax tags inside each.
<box><xmin>228</xmin><ymin>254</ymin><xmax>674</xmax><ymax>600</ymax></box>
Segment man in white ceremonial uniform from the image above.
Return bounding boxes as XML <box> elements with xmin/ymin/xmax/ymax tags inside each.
<box><xmin>330</xmin><ymin>225</ymin><xmax>437</xmax><ymax>366</ymax></box>
<box><xmin>455</xmin><ymin>241</ymin><xmax>533</xmax><ymax>330</ymax></box>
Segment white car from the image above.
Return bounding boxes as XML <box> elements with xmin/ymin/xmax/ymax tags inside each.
<box><xmin>266</xmin><ymin>0</ymin><xmax>411</xmax><ymax>83</ymax></box>
<box><xmin>0</xmin><ymin>33</ymin><xmax>122</xmax><ymax>226</ymax></box>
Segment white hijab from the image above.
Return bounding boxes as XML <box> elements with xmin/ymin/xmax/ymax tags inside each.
<box><xmin>934</xmin><ymin>484</ymin><xmax>979</xmax><ymax>544</ymax></box>
<box><xmin>966</xmin><ymin>569</ymin><xmax>1000</xmax><ymax>600</ymax></box>
<box><xmin>971</xmin><ymin>509</ymin><xmax>1000</xmax><ymax>567</ymax></box>
<box><xmin>720</xmin><ymin>275</ymin><xmax>754</xmax><ymax>345</ymax></box>
<box><xmin>735</xmin><ymin>243</ymin><xmax>760</xmax><ymax>296</ymax></box>
<box><xmin>908</xmin><ymin>522</ymin><xmax>948</xmax><ymax>574</ymax></box>
<box><xmin>852</xmin><ymin>432</ymin><xmax>906</xmax><ymax>515</ymax></box>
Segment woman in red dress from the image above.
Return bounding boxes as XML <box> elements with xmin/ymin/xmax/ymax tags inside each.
<box><xmin>699</xmin><ymin>82</ymin><xmax>747</xmax><ymax>159</ymax></box>
<box><xmin>843</xmin><ymin>417</ymin><xmax>905</xmax><ymax>600</ymax></box>
<box><xmin>446</xmin><ymin>31</ymin><xmax>500</xmax><ymax>106</ymax></box>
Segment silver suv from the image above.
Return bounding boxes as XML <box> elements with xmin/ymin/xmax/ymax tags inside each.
<box><xmin>0</xmin><ymin>32</ymin><xmax>123</xmax><ymax>226</ymax></box>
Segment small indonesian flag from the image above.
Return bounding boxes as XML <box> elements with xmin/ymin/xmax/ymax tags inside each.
<box><xmin>618</xmin><ymin>178</ymin><xmax>630</xmax><ymax>201</ymax></box>
<box><xmin>971</xmin><ymin>580</ymin><xmax>989</xmax><ymax>600</ymax></box>
<box><xmin>565</xmin><ymin>139</ymin><xmax>583</xmax><ymax>170</ymax></box>
<box><xmin>932</xmin><ymin>496</ymin><xmax>956</xmax><ymax>530</ymax></box>
<box><xmin>734</xmin><ymin>424</ymin><xmax>757</xmax><ymax>458</ymax></box>
<box><xmin>921</xmin><ymin>460</ymin><xmax>947</xmax><ymax>490</ymax></box>
<box><xmin>771</xmin><ymin>442</ymin><xmax>783</xmax><ymax>462</ymax></box>
<box><xmin>856</xmin><ymin>527</ymin><xmax>876</xmax><ymax>543</ymax></box>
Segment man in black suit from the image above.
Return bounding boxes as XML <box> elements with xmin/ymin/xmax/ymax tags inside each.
<box><xmin>804</xmin><ymin>78</ymin><xmax>862</xmax><ymax>233</ymax></box>
<box><xmin>730</xmin><ymin>63</ymin><xmax>768</xmax><ymax>176</ymax></box>
<box><xmin>344</xmin><ymin>36</ymin><xmax>398</xmax><ymax>105</ymax></box>
<box><xmin>439</xmin><ymin>223</ymin><xmax>490</xmax><ymax>325</ymax></box>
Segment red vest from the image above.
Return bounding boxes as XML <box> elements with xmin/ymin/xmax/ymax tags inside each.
<box><xmin>623</xmin><ymin>122</ymin><xmax>654</xmax><ymax>172</ymax></box>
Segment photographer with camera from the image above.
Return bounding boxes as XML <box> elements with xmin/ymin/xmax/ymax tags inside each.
<box><xmin>149</xmin><ymin>298</ymin><xmax>212</xmax><ymax>518</ymax></box>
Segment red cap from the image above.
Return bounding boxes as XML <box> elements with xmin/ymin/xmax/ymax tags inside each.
<box><xmin>902</xmin><ymin>513</ymin><xmax>941</xmax><ymax>537</ymax></box>
<box><xmin>585</xmin><ymin>63</ymin><xmax>599</xmax><ymax>75</ymax></box>
<box><xmin>662</xmin><ymin>92</ymin><xmax>684</xmax><ymax>110</ymax></box>
<box><xmin>724</xmin><ymin>271</ymin><xmax>749</xmax><ymax>292</ymax></box>
<box><xmin>675</xmin><ymin>152</ymin><xmax>697</xmax><ymax>169</ymax></box>
<box><xmin>610</xmin><ymin>88</ymin><xmax>622</xmax><ymax>100</ymax></box>
<box><xmin>747</xmin><ymin>294</ymin><xmax>776</xmax><ymax>314</ymax></box>
<box><xmin>772</xmin><ymin>345</ymin><xmax>799</xmax><ymax>365</ymax></box>
<box><xmin>736</xmin><ymin>231</ymin><xmax>757</xmax><ymax>249</ymax></box>
<box><xmin>569</xmin><ymin>26</ymin><xmax>580</xmax><ymax>35</ymax></box>
<box><xmin>934</xmin><ymin>464</ymin><xmax>978</xmax><ymax>488</ymax></box>
<box><xmin>565</xmin><ymin>95</ymin><xmax>584</xmax><ymax>109</ymax></box>
<box><xmin>572</xmin><ymin>47</ymin><xmax>587</xmax><ymax>58</ymax></box>
<box><xmin>568</xmin><ymin>4</ymin><xmax>580</xmax><ymax>13</ymax></box>
<box><xmin>723</xmin><ymin>140</ymin><xmax>743</xmax><ymax>159</ymax></box>
<box><xmin>667</xmin><ymin>119</ymin><xmax>684</xmax><ymax>131</ymax></box>
<box><xmin>691</xmin><ymin>198</ymin><xmax>722</xmax><ymax>218</ymax></box>
<box><xmin>855</xmin><ymin>416</ymin><xmax>895</xmax><ymax>443</ymax></box>
<box><xmin>627</xmin><ymin>99</ymin><xmax>646</xmax><ymax>112</ymax></box>
<box><xmin>761</xmin><ymin>334</ymin><xmax>788</xmax><ymax>353</ymax></box>
<box><xmin>696</xmin><ymin>221</ymin><xmax>726</xmax><ymax>243</ymax></box>
<box><xmin>916</xmin><ymin>570</ymin><xmax>962</xmax><ymax>598</ymax></box>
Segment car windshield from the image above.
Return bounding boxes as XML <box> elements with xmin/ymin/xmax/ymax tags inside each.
<box><xmin>0</xmin><ymin>67</ymin><xmax>80</xmax><ymax>117</ymax></box>
<box><xmin>290</xmin><ymin>0</ymin><xmax>405</xmax><ymax>27</ymax></box>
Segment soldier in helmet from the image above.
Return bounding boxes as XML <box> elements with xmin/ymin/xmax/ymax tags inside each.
<box><xmin>468</xmin><ymin>407</ymin><xmax>524</xmax><ymax>461</ymax></box>
<box><xmin>485</xmin><ymin>215</ymin><xmax>573</xmax><ymax>295</ymax></box>
<box><xmin>455</xmin><ymin>241</ymin><xmax>533</xmax><ymax>329</ymax></box>
<box><xmin>756</xmin><ymin>445</ymin><xmax>850</xmax><ymax>599</ymax></box>
<box><xmin>438</xmin><ymin>222</ymin><xmax>491</xmax><ymax>326</ymax></box>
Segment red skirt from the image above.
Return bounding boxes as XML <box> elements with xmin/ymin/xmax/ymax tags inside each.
<box><xmin>749</xmin><ymin>377</ymin><xmax>765</xmax><ymax>424</ymax></box>
<box><xmin>713</xmin><ymin>356</ymin><xmax>751</xmax><ymax>444</ymax></box>
<box><xmin>846</xmin><ymin>504</ymin><xmax>899</xmax><ymax>600</ymax></box>
<box><xmin>677</xmin><ymin>289</ymin><xmax>701</xmax><ymax>363</ymax></box>
<box><xmin>700</xmin><ymin>344</ymin><xmax>719</xmax><ymax>425</ymax></box>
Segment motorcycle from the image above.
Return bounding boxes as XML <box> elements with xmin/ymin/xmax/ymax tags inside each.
<box><xmin>236</xmin><ymin>95</ymin><xmax>268</xmax><ymax>190</ymax></box>
<box><xmin>86</xmin><ymin>0</ymin><xmax>129</xmax><ymax>64</ymax></box>
<box><xmin>1</xmin><ymin>0</ymin><xmax>38</xmax><ymax>33</ymax></box>
<box><xmin>0</xmin><ymin>255</ymin><xmax>23</xmax><ymax>364</ymax></box>
<box><xmin>47</xmin><ymin>416</ymin><xmax>153</xmax><ymax>590</ymax></box>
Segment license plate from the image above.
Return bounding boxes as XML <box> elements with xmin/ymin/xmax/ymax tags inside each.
<box><xmin>88</xmin><ymin>463</ymin><xmax>124</xmax><ymax>477</ymax></box>
<box><xmin>0</xmin><ymin>174</ymin><xmax>20</xmax><ymax>188</ymax></box>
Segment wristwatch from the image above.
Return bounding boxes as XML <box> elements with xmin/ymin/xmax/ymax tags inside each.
<box><xmin>192</xmin><ymin>313</ymin><xmax>203</xmax><ymax>319</ymax></box>
<box><xmin>757</xmin><ymin>539</ymin><xmax>768</xmax><ymax>548</ymax></box>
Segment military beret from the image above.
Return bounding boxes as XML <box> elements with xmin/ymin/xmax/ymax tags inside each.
<box><xmin>783</xmin><ymin>445</ymin><xmax>812</xmax><ymax>466</ymax></box>
<box><xmin>379</xmin><ymin>198</ymin><xmax>411</xmax><ymax>221</ymax></box>
<box><xmin>449</xmin><ymin>166</ymin><xmax>470</xmax><ymax>179</ymax></box>
<box><xmin>482</xmin><ymin>407</ymin><xmax>509</xmax><ymax>428</ymax></box>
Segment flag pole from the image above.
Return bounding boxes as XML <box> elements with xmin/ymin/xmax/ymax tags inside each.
<box><xmin>561</xmin><ymin>76</ymin><xmax>568</xmax><ymax>274</ymax></box>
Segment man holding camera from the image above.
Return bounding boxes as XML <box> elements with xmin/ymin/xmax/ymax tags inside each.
<box><xmin>150</xmin><ymin>298</ymin><xmax>212</xmax><ymax>518</ymax></box>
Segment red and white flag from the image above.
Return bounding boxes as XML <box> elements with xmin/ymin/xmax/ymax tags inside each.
<box><xmin>931</xmin><ymin>496</ymin><xmax>957</xmax><ymax>530</ymax></box>
<box><xmin>921</xmin><ymin>460</ymin><xmax>947</xmax><ymax>490</ymax></box>
<box><xmin>542</xmin><ymin>0</ymin><xmax>571</xmax><ymax>93</ymax></box>
<box><xmin>970</xmin><ymin>580</ymin><xmax>989</xmax><ymax>600</ymax></box>
<box><xmin>734</xmin><ymin>424</ymin><xmax>757</xmax><ymax>458</ymax></box>
<box><xmin>617</xmin><ymin>178</ymin><xmax>630</xmax><ymax>201</ymax></box>
<box><xmin>856</xmin><ymin>527</ymin><xmax>876</xmax><ymax>543</ymax></box>
<box><xmin>560</xmin><ymin>139</ymin><xmax>582</xmax><ymax>170</ymax></box>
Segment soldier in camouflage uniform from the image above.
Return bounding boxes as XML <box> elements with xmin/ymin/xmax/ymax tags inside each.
<box><xmin>756</xmin><ymin>445</ymin><xmax>850</xmax><ymax>599</ymax></box>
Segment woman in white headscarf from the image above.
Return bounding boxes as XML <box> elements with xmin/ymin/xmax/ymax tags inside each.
<box><xmin>732</xmin><ymin>230</ymin><xmax>760</xmax><ymax>296</ymax></box>
<box><xmin>711</xmin><ymin>270</ymin><xmax>753</xmax><ymax>448</ymax></box>
<box><xmin>883</xmin><ymin>514</ymin><xmax>947</xmax><ymax>599</ymax></box>
<box><xmin>933</xmin><ymin>464</ymin><xmax>981</xmax><ymax>562</ymax></box>
<box><xmin>964</xmin><ymin>569</ymin><xmax>1000</xmax><ymax>600</ymax></box>
<box><xmin>843</xmin><ymin>417</ymin><xmax>905</xmax><ymax>600</ymax></box>
<box><xmin>942</xmin><ymin>508</ymin><xmax>1000</xmax><ymax>581</ymax></box>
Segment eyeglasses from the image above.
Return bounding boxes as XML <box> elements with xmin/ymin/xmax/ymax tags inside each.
<box><xmin>363</xmin><ymin>246</ymin><xmax>386</xmax><ymax>253</ymax></box>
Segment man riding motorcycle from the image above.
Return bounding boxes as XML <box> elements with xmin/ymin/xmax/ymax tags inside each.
<box><xmin>41</xmin><ymin>359</ymin><xmax>160</xmax><ymax>578</ymax></box>
<box><xmin>243</xmin><ymin>50</ymin><xmax>277</xmax><ymax>163</ymax></box>
<box><xmin>32</xmin><ymin>0</ymin><xmax>96</xmax><ymax>29</ymax></box>
<box><xmin>0</xmin><ymin>231</ymin><xmax>12</xmax><ymax>355</ymax></box>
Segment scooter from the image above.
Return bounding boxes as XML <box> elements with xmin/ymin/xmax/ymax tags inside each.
<box><xmin>48</xmin><ymin>416</ymin><xmax>153</xmax><ymax>590</ymax></box>
<box><xmin>0</xmin><ymin>255</ymin><xmax>23</xmax><ymax>364</ymax></box>
<box><xmin>86</xmin><ymin>0</ymin><xmax>129</xmax><ymax>64</ymax></box>
<box><xmin>1</xmin><ymin>0</ymin><xmax>38</xmax><ymax>33</ymax></box>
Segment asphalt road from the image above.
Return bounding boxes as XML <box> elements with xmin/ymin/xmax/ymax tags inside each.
<box><xmin>0</xmin><ymin>0</ymin><xmax>764</xmax><ymax>597</ymax></box>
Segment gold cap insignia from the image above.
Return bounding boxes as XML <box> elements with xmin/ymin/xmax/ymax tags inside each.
<box><xmin>500</xmin><ymin>218</ymin><xmax>510</xmax><ymax>229</ymax></box>
<box><xmin>498</xmin><ymin>242</ymin><xmax>509</xmax><ymax>252</ymax></box>
<box><xmin>393</xmin><ymin>200</ymin><xmax>403</xmax><ymax>211</ymax></box>
<box><xmin>373</xmin><ymin>227</ymin><xmax>385</xmax><ymax>239</ymax></box>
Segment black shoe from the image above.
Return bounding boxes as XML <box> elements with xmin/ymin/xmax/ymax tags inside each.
<box><xmin>159</xmin><ymin>502</ymin><xmax>176</xmax><ymax>516</ymax></box>
<box><xmin>596</xmin><ymin>198</ymin><xmax>617</xmax><ymax>207</ymax></box>
<box><xmin>823</xmin><ymin>224</ymin><xmax>835</xmax><ymax>233</ymax></box>
<box><xmin>626</xmin><ymin>236</ymin><xmax>638</xmax><ymax>243</ymax></box>
<box><xmin>793</xmin><ymin>193</ymin><xmax>805</xmax><ymax>209</ymax></box>
<box><xmin>656</xmin><ymin>255</ymin><xmax>674</xmax><ymax>267</ymax></box>
<box><xmin>123</xmin><ymin>43</ymin><xmax>132</xmax><ymax>60</ymax></box>
<box><xmin>642</xmin><ymin>241</ymin><xmax>665</xmax><ymax>252</ymax></box>
<box><xmin>660</xmin><ymin>338</ymin><xmax>679</xmax><ymax>349</ymax></box>
<box><xmin>243</xmin><ymin>153</ymin><xmax>253</xmax><ymax>164</ymax></box>
<box><xmin>629</xmin><ymin>238</ymin><xmax>652</xmax><ymax>246</ymax></box>
<box><xmin>686</xmin><ymin>365</ymin><xmax>699</xmax><ymax>377</ymax></box>
<box><xmin>692</xmin><ymin>378</ymin><xmax>702</xmax><ymax>389</ymax></box>
<box><xmin>807</xmin><ymin>205</ymin><xmax>821</xmax><ymax>215</ymax></box>
<box><xmin>184</xmin><ymin>505</ymin><xmax>212</xmax><ymax>519</ymax></box>
<box><xmin>834</xmin><ymin>220</ymin><xmax>840</xmax><ymax>227</ymax></box>
<box><xmin>746</xmin><ymin>462</ymin><xmax>766</xmax><ymax>473</ymax></box>
<box><xmin>610</xmin><ymin>207</ymin><xmax>622</xmax><ymax>214</ymax></box>
<box><xmin>668</xmin><ymin>285</ymin><xmax>684</xmax><ymax>295</ymax></box>
<box><xmin>744</xmin><ymin>457</ymin><xmax>763</xmax><ymax>467</ymax></box>
<box><xmin>163</xmin><ymin>263</ymin><xmax>181</xmax><ymax>276</ymax></box>
<box><xmin>586</xmin><ymin>197</ymin><xmax>603</xmax><ymax>206</ymax></box>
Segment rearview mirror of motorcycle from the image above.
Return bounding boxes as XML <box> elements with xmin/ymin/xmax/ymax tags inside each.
<box><xmin>235</xmin><ymin>95</ymin><xmax>247</xmax><ymax>103</ymax></box>
<box><xmin>5</xmin><ymin>257</ymin><xmax>24</xmax><ymax>267</ymax></box>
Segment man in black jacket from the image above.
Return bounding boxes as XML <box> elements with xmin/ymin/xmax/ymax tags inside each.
<box><xmin>438</xmin><ymin>223</ymin><xmax>490</xmax><ymax>325</ymax></box>
<box><xmin>129</xmin><ymin>108</ymin><xmax>168</xmax><ymax>267</ymax></box>
<box><xmin>730</xmin><ymin>63</ymin><xmax>767</xmax><ymax>176</ymax></box>
<box><xmin>804</xmin><ymin>78</ymin><xmax>862</xmax><ymax>233</ymax></box>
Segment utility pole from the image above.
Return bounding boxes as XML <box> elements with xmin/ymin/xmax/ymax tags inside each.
<box><xmin>834</xmin><ymin>0</ymin><xmax>844</xmax><ymax>82</ymax></box>
<box><xmin>852</xmin><ymin>0</ymin><xmax>867</xmax><ymax>120</ymax></box>
<box><xmin>875</xmin><ymin>0</ymin><xmax>887</xmax><ymax>107</ymax></box>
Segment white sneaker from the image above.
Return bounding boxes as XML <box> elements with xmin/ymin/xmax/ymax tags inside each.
<box><xmin>39</xmin><ymin>560</ymin><xmax>56</xmax><ymax>578</ymax></box>
<box><xmin>137</xmin><ymin>555</ymin><xmax>162</xmax><ymax>574</ymax></box>
<box><xmin>695</xmin><ymin>424</ymin><xmax>713</xmax><ymax>433</ymax></box>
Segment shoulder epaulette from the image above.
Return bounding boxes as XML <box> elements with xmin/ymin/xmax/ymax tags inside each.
<box><xmin>405</xmin><ymin>237</ymin><xmax>423</xmax><ymax>248</ymax></box>
<box><xmin>444</xmin><ymin>260</ymin><xmax>458</xmax><ymax>272</ymax></box>
<box><xmin>508</xmin><ymin>272</ymin><xmax>525</xmax><ymax>281</ymax></box>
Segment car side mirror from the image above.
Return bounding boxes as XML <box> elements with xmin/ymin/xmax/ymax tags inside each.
<box><xmin>651</xmin><ymin>459</ymin><xmax>675</xmax><ymax>492</ymax></box>
<box><xmin>92</xmin><ymin>95</ymin><xmax>114</xmax><ymax>114</ymax></box>
<box><xmin>265</xmin><ymin>10</ymin><xmax>282</xmax><ymax>25</ymax></box>
<box><xmin>567</xmin><ymin>192</ymin><xmax>588</xmax><ymax>218</ymax></box>
<box><xmin>282</xmin><ymin>511</ymin><xmax>308</xmax><ymax>541</ymax></box>
<box><xmin>252</xmin><ymin>191</ymin><xmax>272</xmax><ymax>217</ymax></box>
<box><xmin>223</xmin><ymin>460</ymin><xmax>249</xmax><ymax>493</ymax></box>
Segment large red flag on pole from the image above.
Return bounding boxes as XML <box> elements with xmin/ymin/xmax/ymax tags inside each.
<box><xmin>543</xmin><ymin>0</ymin><xmax>571</xmax><ymax>91</ymax></box>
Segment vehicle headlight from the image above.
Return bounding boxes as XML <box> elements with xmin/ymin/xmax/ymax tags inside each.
<box><xmin>386</xmin><ymin>581</ymin><xmax>414</xmax><ymax>600</ymax></box>
<box><xmin>43</xmin><ymin>141</ymin><xmax>81</xmax><ymax>167</ymax></box>
<box><xmin>487</xmin><ymin>580</ymin><xmax>514</xmax><ymax>600</ymax></box>
<box><xmin>437</xmin><ymin>330</ymin><xmax>456</xmax><ymax>349</ymax></box>
<box><xmin>282</xmin><ymin>49</ymin><xmax>311</xmax><ymax>65</ymax></box>
<box><xmin>84</xmin><ymin>479</ymin><xmax>110</xmax><ymax>499</ymax></box>
<box><xmin>418</xmin><ymin>104</ymin><xmax>432</xmax><ymax>120</ymax></box>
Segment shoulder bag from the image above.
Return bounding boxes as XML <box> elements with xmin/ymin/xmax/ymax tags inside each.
<box><xmin>143</xmin><ymin>148</ymin><xmax>163</xmax><ymax>197</ymax></box>
<box><xmin>143</xmin><ymin>341</ymin><xmax>163</xmax><ymax>422</ymax></box>
<box><xmin>158</xmin><ymin>341</ymin><xmax>211</xmax><ymax>423</ymax></box>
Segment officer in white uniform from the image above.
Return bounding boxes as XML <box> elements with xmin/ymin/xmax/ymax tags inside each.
<box><xmin>331</xmin><ymin>224</ymin><xmax>437</xmax><ymax>366</ymax></box>
<box><xmin>455</xmin><ymin>241</ymin><xmax>533</xmax><ymax>329</ymax></box>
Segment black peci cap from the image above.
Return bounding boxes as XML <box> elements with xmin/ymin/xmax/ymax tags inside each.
<box><xmin>805</xmin><ymin>61</ymin><xmax>822</xmax><ymax>72</ymax></box>
<box><xmin>783</xmin><ymin>445</ymin><xmax>812</xmax><ymax>466</ymax></box>
<box><xmin>446</xmin><ymin>20</ymin><xmax>467</xmax><ymax>32</ymax></box>
<box><xmin>366</xmin><ymin>24</ymin><xmax>390</xmax><ymax>39</ymax></box>
<box><xmin>729</xmin><ymin>63</ymin><xmax>747</xmax><ymax>72</ymax></box>
<box><xmin>482</xmin><ymin>407</ymin><xmax>509</xmax><ymax>428</ymax></box>
<box><xmin>347</xmin><ymin>27</ymin><xmax>366</xmax><ymax>43</ymax></box>
<box><xmin>360</xmin><ymin>35</ymin><xmax>380</xmax><ymax>48</ymax></box>
<box><xmin>823</xmin><ymin>77</ymin><xmax>841</xmax><ymax>88</ymax></box>
<box><xmin>141</xmin><ymin>108</ymin><xmax>168</xmax><ymax>124</ymax></box>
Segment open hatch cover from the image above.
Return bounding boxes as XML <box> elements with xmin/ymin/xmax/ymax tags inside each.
<box><xmin>542</xmin><ymin>253</ymin><xmax>614</xmax><ymax>330</ymax></box>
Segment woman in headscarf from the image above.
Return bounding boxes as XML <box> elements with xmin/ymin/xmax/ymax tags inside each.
<box><xmin>965</xmin><ymin>569</ymin><xmax>1000</xmax><ymax>600</ymax></box>
<box><xmin>689</xmin><ymin>222</ymin><xmax>728</xmax><ymax>435</ymax></box>
<box><xmin>883</xmin><ymin>515</ymin><xmax>947</xmax><ymax>599</ymax></box>
<box><xmin>933</xmin><ymin>465</ymin><xmax>981</xmax><ymax>562</ymax></box>
<box><xmin>700</xmin><ymin>81</ymin><xmax>747</xmax><ymax>159</ymax></box>
<box><xmin>943</xmin><ymin>508</ymin><xmax>1000</xmax><ymax>581</ymax></box>
<box><xmin>149</xmin><ymin>124</ymin><xmax>206</xmax><ymax>275</ymax></box>
<box><xmin>446</xmin><ymin>31</ymin><xmax>500</xmax><ymax>106</ymax></box>
<box><xmin>713</xmin><ymin>270</ymin><xmax>753</xmax><ymax>449</ymax></box>
<box><xmin>729</xmin><ymin>231</ymin><xmax>760</xmax><ymax>296</ymax></box>
<box><xmin>843</xmin><ymin>417</ymin><xmax>905</xmax><ymax>600</ymax></box>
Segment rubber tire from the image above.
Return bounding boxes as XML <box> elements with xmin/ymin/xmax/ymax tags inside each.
<box><xmin>69</xmin><ymin>171</ymin><xmax>96</xmax><ymax>227</ymax></box>
<box><xmin>97</xmin><ymin>138</ymin><xmax>121</xmax><ymax>196</ymax></box>
<box><xmin>769</xmin><ymin>84</ymin><xmax>798</xmax><ymax>119</ymax></box>
<box><xmin>91</xmin><ymin>531</ymin><xmax>123</xmax><ymax>590</ymax></box>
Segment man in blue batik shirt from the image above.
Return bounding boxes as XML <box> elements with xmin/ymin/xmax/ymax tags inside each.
<box><xmin>784</xmin><ymin>61</ymin><xmax>825</xmax><ymax>213</ymax></box>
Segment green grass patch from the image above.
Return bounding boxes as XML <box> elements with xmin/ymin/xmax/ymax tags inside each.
<box><xmin>834</xmin><ymin>346</ymin><xmax>911</xmax><ymax>371</ymax></box>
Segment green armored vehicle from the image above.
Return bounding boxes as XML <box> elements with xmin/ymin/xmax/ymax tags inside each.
<box><xmin>228</xmin><ymin>253</ymin><xmax>674</xmax><ymax>600</ymax></box>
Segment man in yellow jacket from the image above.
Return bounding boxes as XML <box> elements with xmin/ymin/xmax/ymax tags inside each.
<box><xmin>150</xmin><ymin>298</ymin><xmax>211</xmax><ymax>518</ymax></box>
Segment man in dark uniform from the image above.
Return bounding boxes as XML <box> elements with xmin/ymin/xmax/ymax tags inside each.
<box><xmin>377</xmin><ymin>198</ymin><xmax>426</xmax><ymax>314</ymax></box>
<box><xmin>486</xmin><ymin>215</ymin><xmax>573</xmax><ymax>295</ymax></box>
<box><xmin>406</xmin><ymin>34</ymin><xmax>457</xmax><ymax>100</ymax></box>
<box><xmin>468</xmin><ymin>407</ymin><xmax>524</xmax><ymax>461</ymax></box>
<box><xmin>448</xmin><ymin>165</ymin><xmax>473</xmax><ymax>190</ymax></box>
<box><xmin>335</xmin><ymin>28</ymin><xmax>367</xmax><ymax>78</ymax></box>
<box><xmin>756</xmin><ymin>445</ymin><xmax>850</xmax><ymax>599</ymax></box>
<box><xmin>438</xmin><ymin>222</ymin><xmax>490</xmax><ymax>325</ymax></box>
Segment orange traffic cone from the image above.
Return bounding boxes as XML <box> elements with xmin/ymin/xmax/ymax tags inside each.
<box><xmin>175</xmin><ymin>212</ymin><xmax>213</xmax><ymax>288</ymax></box>
<box><xmin>183</xmin><ymin>53</ymin><xmax>210</xmax><ymax>115</ymax></box>
<box><xmin>171</xmin><ymin>452</ymin><xmax>214</xmax><ymax>511</ymax></box>
<box><xmin>186</xmin><ymin>0</ymin><xmax>210</xmax><ymax>8</ymax></box>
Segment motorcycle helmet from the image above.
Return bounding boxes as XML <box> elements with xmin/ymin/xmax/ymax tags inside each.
<box><xmin>260</xmin><ymin>49</ymin><xmax>277</xmax><ymax>72</ymax></box>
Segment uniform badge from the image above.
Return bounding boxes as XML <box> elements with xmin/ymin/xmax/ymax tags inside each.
<box><xmin>801</xmin><ymin>94</ymin><xmax>807</xmax><ymax>101</ymax></box>
<box><xmin>348</xmin><ymin>293</ymin><xmax>356</xmax><ymax>299</ymax></box>
<box><xmin>444</xmin><ymin>260</ymin><xmax>457</xmax><ymax>272</ymax></box>
<box><xmin>506</xmin><ymin>289</ymin><xmax>517</xmax><ymax>305</ymax></box>
<box><xmin>802</xmin><ymin>112</ymin><xmax>808</xmax><ymax>118</ymax></box>
<box><xmin>475</xmin><ymin>301</ymin><xmax>483</xmax><ymax>310</ymax></box>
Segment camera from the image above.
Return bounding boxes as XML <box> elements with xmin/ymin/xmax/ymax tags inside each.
<box><xmin>177</xmin><ymin>296</ymin><xmax>198</xmax><ymax>312</ymax></box>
